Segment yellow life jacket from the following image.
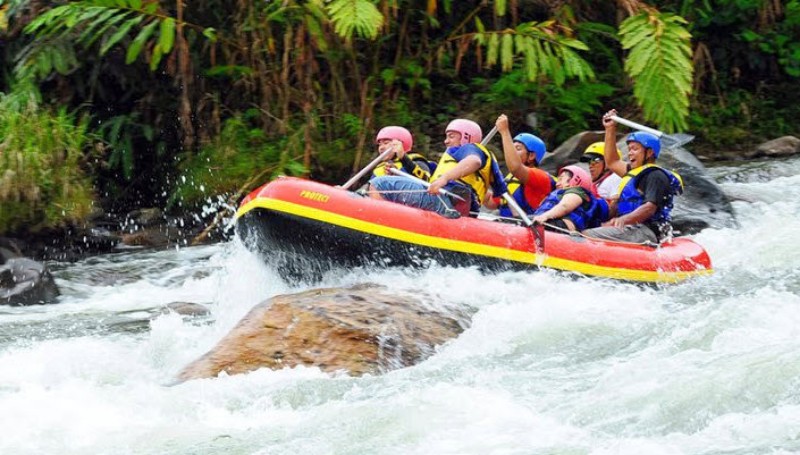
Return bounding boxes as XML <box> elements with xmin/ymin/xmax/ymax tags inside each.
<box><xmin>429</xmin><ymin>144</ymin><xmax>495</xmax><ymax>205</ymax></box>
<box><xmin>371</xmin><ymin>152</ymin><xmax>431</xmax><ymax>179</ymax></box>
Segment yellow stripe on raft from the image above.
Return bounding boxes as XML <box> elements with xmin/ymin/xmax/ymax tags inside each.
<box><xmin>236</xmin><ymin>198</ymin><xmax>713</xmax><ymax>283</ymax></box>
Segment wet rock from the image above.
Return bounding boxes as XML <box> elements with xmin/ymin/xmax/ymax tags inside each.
<box><xmin>541</xmin><ymin>131</ymin><xmax>738</xmax><ymax>234</ymax></box>
<box><xmin>0</xmin><ymin>237</ymin><xmax>26</xmax><ymax>263</ymax></box>
<box><xmin>543</xmin><ymin>131</ymin><xmax>605</xmax><ymax>165</ymax></box>
<box><xmin>160</xmin><ymin>302</ymin><xmax>211</xmax><ymax>317</ymax></box>
<box><xmin>176</xmin><ymin>284</ymin><xmax>469</xmax><ymax>381</ymax></box>
<box><xmin>753</xmin><ymin>136</ymin><xmax>800</xmax><ymax>158</ymax></box>
<box><xmin>0</xmin><ymin>257</ymin><xmax>60</xmax><ymax>306</ymax></box>
<box><xmin>120</xmin><ymin>227</ymin><xmax>172</xmax><ymax>248</ymax></box>
<box><xmin>2</xmin><ymin>225</ymin><xmax>120</xmax><ymax>262</ymax></box>
<box><xmin>128</xmin><ymin>208</ymin><xmax>164</xmax><ymax>227</ymax></box>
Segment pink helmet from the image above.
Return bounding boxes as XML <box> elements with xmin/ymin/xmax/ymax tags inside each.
<box><xmin>445</xmin><ymin>119</ymin><xmax>482</xmax><ymax>145</ymax></box>
<box><xmin>560</xmin><ymin>165</ymin><xmax>594</xmax><ymax>193</ymax></box>
<box><xmin>376</xmin><ymin>126</ymin><xmax>413</xmax><ymax>152</ymax></box>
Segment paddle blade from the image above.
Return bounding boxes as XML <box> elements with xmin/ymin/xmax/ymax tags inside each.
<box><xmin>532</xmin><ymin>224</ymin><xmax>545</xmax><ymax>253</ymax></box>
<box><xmin>661</xmin><ymin>133</ymin><xmax>695</xmax><ymax>150</ymax></box>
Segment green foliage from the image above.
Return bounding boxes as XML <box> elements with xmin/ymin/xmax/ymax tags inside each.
<box><xmin>689</xmin><ymin>84</ymin><xmax>800</xmax><ymax>153</ymax></box>
<box><xmin>381</xmin><ymin>61</ymin><xmax>432</xmax><ymax>93</ymax></box>
<box><xmin>2</xmin><ymin>0</ymin><xmax>799</xmax><ymax>239</ymax></box>
<box><xmin>540</xmin><ymin>81</ymin><xmax>616</xmax><ymax>143</ymax></box>
<box><xmin>172</xmin><ymin>114</ymin><xmax>306</xmax><ymax>207</ymax></box>
<box><xmin>326</xmin><ymin>0</ymin><xmax>383</xmax><ymax>40</ymax></box>
<box><xmin>0</xmin><ymin>83</ymin><xmax>95</xmax><ymax>234</ymax></box>
<box><xmin>620</xmin><ymin>12</ymin><xmax>693</xmax><ymax>132</ymax></box>
<box><xmin>18</xmin><ymin>0</ymin><xmax>214</xmax><ymax>78</ymax></box>
<box><xmin>475</xmin><ymin>70</ymin><xmax>615</xmax><ymax>144</ymax></box>
<box><xmin>475</xmin><ymin>21</ymin><xmax>594</xmax><ymax>86</ymax></box>
<box><xmin>14</xmin><ymin>39</ymin><xmax>80</xmax><ymax>79</ymax></box>
<box><xmin>740</xmin><ymin>0</ymin><xmax>800</xmax><ymax>77</ymax></box>
<box><xmin>96</xmin><ymin>112</ymin><xmax>161</xmax><ymax>181</ymax></box>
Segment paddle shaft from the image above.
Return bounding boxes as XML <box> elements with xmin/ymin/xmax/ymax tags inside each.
<box><xmin>609</xmin><ymin>115</ymin><xmax>664</xmax><ymax>138</ymax></box>
<box><xmin>342</xmin><ymin>124</ymin><xmax>499</xmax><ymax>191</ymax></box>
<box><xmin>340</xmin><ymin>148</ymin><xmax>394</xmax><ymax>190</ymax></box>
<box><xmin>608</xmin><ymin>115</ymin><xmax>695</xmax><ymax>150</ymax></box>
<box><xmin>481</xmin><ymin>125</ymin><xmax>499</xmax><ymax>146</ymax></box>
<box><xmin>386</xmin><ymin>167</ymin><xmax>466</xmax><ymax>202</ymax></box>
<box><xmin>480</xmin><ymin>124</ymin><xmax>533</xmax><ymax>226</ymax></box>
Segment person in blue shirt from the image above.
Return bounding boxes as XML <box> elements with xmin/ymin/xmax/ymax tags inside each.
<box><xmin>582</xmin><ymin>109</ymin><xmax>684</xmax><ymax>243</ymax></box>
<box><xmin>369</xmin><ymin>119</ymin><xmax>506</xmax><ymax>217</ymax></box>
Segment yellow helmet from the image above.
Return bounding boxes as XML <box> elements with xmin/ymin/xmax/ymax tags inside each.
<box><xmin>580</xmin><ymin>142</ymin><xmax>621</xmax><ymax>162</ymax></box>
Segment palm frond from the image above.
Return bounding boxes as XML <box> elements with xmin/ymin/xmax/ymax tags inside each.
<box><xmin>475</xmin><ymin>21</ymin><xmax>594</xmax><ymax>86</ymax></box>
<box><xmin>620</xmin><ymin>12</ymin><xmax>693</xmax><ymax>132</ymax></box>
<box><xmin>326</xmin><ymin>0</ymin><xmax>384</xmax><ymax>40</ymax></box>
<box><xmin>18</xmin><ymin>0</ymin><xmax>213</xmax><ymax>79</ymax></box>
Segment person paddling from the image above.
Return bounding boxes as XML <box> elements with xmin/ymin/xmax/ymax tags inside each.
<box><xmin>370</xmin><ymin>126</ymin><xmax>432</xmax><ymax>180</ymax></box>
<box><xmin>582</xmin><ymin>109</ymin><xmax>684</xmax><ymax>244</ymax></box>
<box><xmin>484</xmin><ymin>114</ymin><xmax>555</xmax><ymax>218</ymax></box>
<box><xmin>369</xmin><ymin>118</ymin><xmax>506</xmax><ymax>216</ymax></box>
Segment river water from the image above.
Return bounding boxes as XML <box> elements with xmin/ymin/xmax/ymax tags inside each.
<box><xmin>1</xmin><ymin>157</ymin><xmax>799</xmax><ymax>455</ymax></box>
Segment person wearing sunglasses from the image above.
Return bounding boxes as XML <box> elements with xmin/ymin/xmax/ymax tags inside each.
<box><xmin>579</xmin><ymin>142</ymin><xmax>622</xmax><ymax>202</ymax></box>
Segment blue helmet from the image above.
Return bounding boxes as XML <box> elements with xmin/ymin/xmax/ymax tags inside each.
<box><xmin>626</xmin><ymin>132</ymin><xmax>661</xmax><ymax>159</ymax></box>
<box><xmin>513</xmin><ymin>133</ymin><xmax>546</xmax><ymax>165</ymax></box>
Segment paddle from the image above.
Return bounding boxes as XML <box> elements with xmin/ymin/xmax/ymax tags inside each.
<box><xmin>340</xmin><ymin>148</ymin><xmax>395</xmax><ymax>190</ymax></box>
<box><xmin>480</xmin><ymin>125</ymin><xmax>544</xmax><ymax>251</ymax></box>
<box><xmin>385</xmin><ymin>167</ymin><xmax>465</xmax><ymax>202</ymax></box>
<box><xmin>496</xmin><ymin>171</ymin><xmax>545</xmax><ymax>252</ymax></box>
<box><xmin>381</xmin><ymin>125</ymin><xmax>500</xmax><ymax>202</ymax></box>
<box><xmin>610</xmin><ymin>115</ymin><xmax>695</xmax><ymax>150</ymax></box>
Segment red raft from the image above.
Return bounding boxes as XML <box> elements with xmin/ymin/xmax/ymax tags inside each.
<box><xmin>235</xmin><ymin>177</ymin><xmax>713</xmax><ymax>284</ymax></box>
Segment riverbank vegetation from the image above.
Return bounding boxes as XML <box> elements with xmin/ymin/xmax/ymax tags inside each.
<box><xmin>0</xmin><ymin>0</ymin><xmax>797</xmax><ymax>235</ymax></box>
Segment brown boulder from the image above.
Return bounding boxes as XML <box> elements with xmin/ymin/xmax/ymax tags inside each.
<box><xmin>754</xmin><ymin>135</ymin><xmax>800</xmax><ymax>158</ymax></box>
<box><xmin>176</xmin><ymin>284</ymin><xmax>469</xmax><ymax>381</ymax></box>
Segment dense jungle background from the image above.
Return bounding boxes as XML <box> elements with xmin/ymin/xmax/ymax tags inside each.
<box><xmin>0</xmin><ymin>0</ymin><xmax>798</xmax><ymax>237</ymax></box>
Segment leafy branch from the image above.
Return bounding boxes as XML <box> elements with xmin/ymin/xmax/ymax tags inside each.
<box><xmin>472</xmin><ymin>20</ymin><xmax>595</xmax><ymax>86</ymax></box>
<box><xmin>18</xmin><ymin>0</ymin><xmax>216</xmax><ymax>79</ymax></box>
<box><xmin>620</xmin><ymin>12</ymin><xmax>693</xmax><ymax>132</ymax></box>
<box><xmin>325</xmin><ymin>0</ymin><xmax>383</xmax><ymax>41</ymax></box>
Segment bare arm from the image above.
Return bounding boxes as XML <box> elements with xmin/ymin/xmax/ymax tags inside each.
<box><xmin>532</xmin><ymin>193</ymin><xmax>583</xmax><ymax>224</ymax></box>
<box><xmin>428</xmin><ymin>155</ymin><xmax>481</xmax><ymax>194</ymax></box>
<box><xmin>602</xmin><ymin>109</ymin><xmax>628</xmax><ymax>177</ymax></box>
<box><xmin>496</xmin><ymin>114</ymin><xmax>529</xmax><ymax>184</ymax></box>
<box><xmin>603</xmin><ymin>201</ymin><xmax>657</xmax><ymax>228</ymax></box>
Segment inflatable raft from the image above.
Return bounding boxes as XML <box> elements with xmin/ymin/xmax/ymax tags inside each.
<box><xmin>235</xmin><ymin>177</ymin><xmax>713</xmax><ymax>284</ymax></box>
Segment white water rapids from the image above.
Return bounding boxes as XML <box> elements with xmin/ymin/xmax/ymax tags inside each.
<box><xmin>1</xmin><ymin>158</ymin><xmax>799</xmax><ymax>455</ymax></box>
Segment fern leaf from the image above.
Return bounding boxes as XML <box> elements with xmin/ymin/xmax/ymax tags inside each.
<box><xmin>125</xmin><ymin>19</ymin><xmax>157</xmax><ymax>64</ymax></box>
<box><xmin>620</xmin><ymin>12</ymin><xmax>693</xmax><ymax>132</ymax></box>
<box><xmin>500</xmin><ymin>33</ymin><xmax>513</xmax><ymax>71</ymax></box>
<box><xmin>150</xmin><ymin>44</ymin><xmax>163</xmax><ymax>71</ymax></box>
<box><xmin>475</xmin><ymin>16</ymin><xmax>485</xmax><ymax>34</ymax></box>
<box><xmin>495</xmin><ymin>0</ymin><xmax>507</xmax><ymax>17</ymax></box>
<box><xmin>305</xmin><ymin>13</ymin><xmax>328</xmax><ymax>52</ymax></box>
<box><xmin>521</xmin><ymin>37</ymin><xmax>538</xmax><ymax>80</ymax></box>
<box><xmin>158</xmin><ymin>17</ymin><xmax>175</xmax><ymax>53</ymax></box>
<box><xmin>203</xmin><ymin>27</ymin><xmax>217</xmax><ymax>42</ymax></box>
<box><xmin>486</xmin><ymin>33</ymin><xmax>499</xmax><ymax>67</ymax></box>
<box><xmin>475</xmin><ymin>20</ymin><xmax>593</xmax><ymax>85</ymax></box>
<box><xmin>100</xmin><ymin>16</ymin><xmax>143</xmax><ymax>55</ymax></box>
<box><xmin>81</xmin><ymin>10</ymin><xmax>130</xmax><ymax>46</ymax></box>
<box><xmin>326</xmin><ymin>0</ymin><xmax>384</xmax><ymax>40</ymax></box>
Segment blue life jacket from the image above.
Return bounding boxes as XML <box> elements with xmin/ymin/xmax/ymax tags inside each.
<box><xmin>534</xmin><ymin>188</ymin><xmax>610</xmax><ymax>231</ymax></box>
<box><xmin>616</xmin><ymin>164</ymin><xmax>683</xmax><ymax>224</ymax></box>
